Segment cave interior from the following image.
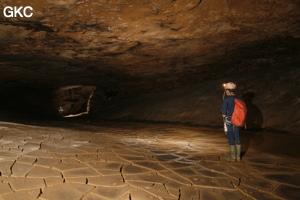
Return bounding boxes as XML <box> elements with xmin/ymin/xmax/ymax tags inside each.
<box><xmin>0</xmin><ymin>0</ymin><xmax>299</xmax><ymax>134</ymax></box>
<box><xmin>0</xmin><ymin>1</ymin><xmax>300</xmax><ymax>199</ymax></box>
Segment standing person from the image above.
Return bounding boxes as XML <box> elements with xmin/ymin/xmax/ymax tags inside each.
<box><xmin>222</xmin><ymin>82</ymin><xmax>242</xmax><ymax>161</ymax></box>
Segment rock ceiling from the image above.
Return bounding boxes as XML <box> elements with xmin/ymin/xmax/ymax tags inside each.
<box><xmin>0</xmin><ymin>0</ymin><xmax>300</xmax><ymax>95</ymax></box>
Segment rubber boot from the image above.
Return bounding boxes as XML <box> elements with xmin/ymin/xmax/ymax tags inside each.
<box><xmin>236</xmin><ymin>144</ymin><xmax>241</xmax><ymax>161</ymax></box>
<box><xmin>224</xmin><ymin>145</ymin><xmax>236</xmax><ymax>161</ymax></box>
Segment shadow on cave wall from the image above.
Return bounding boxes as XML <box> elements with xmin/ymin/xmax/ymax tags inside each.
<box><xmin>241</xmin><ymin>92</ymin><xmax>264</xmax><ymax>157</ymax></box>
<box><xmin>0</xmin><ymin>81</ymin><xmax>55</xmax><ymax>117</ymax></box>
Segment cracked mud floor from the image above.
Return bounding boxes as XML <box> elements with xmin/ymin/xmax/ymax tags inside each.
<box><xmin>0</xmin><ymin>119</ymin><xmax>299</xmax><ymax>200</ymax></box>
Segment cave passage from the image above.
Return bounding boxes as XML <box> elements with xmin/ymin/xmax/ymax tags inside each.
<box><xmin>0</xmin><ymin>0</ymin><xmax>300</xmax><ymax>199</ymax></box>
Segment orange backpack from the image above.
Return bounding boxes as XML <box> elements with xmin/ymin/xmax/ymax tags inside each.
<box><xmin>231</xmin><ymin>99</ymin><xmax>247</xmax><ymax>127</ymax></box>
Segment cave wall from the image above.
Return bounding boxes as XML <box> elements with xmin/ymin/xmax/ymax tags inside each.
<box><xmin>53</xmin><ymin>85</ymin><xmax>96</xmax><ymax>116</ymax></box>
<box><xmin>96</xmin><ymin>66</ymin><xmax>300</xmax><ymax>133</ymax></box>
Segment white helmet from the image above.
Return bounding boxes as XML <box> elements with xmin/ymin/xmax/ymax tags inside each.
<box><xmin>223</xmin><ymin>82</ymin><xmax>236</xmax><ymax>90</ymax></box>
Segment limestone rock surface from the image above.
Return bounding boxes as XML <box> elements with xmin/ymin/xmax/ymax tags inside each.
<box><xmin>0</xmin><ymin>0</ymin><xmax>299</xmax><ymax>93</ymax></box>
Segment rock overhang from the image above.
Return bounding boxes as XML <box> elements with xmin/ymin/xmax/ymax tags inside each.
<box><xmin>0</xmin><ymin>0</ymin><xmax>299</xmax><ymax>93</ymax></box>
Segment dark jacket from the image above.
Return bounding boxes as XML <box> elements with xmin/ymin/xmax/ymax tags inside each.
<box><xmin>222</xmin><ymin>95</ymin><xmax>238</xmax><ymax>119</ymax></box>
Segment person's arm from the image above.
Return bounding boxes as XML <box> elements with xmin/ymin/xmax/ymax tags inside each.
<box><xmin>222</xmin><ymin>98</ymin><xmax>227</xmax><ymax>117</ymax></box>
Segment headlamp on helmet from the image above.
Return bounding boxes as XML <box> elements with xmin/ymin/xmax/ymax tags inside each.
<box><xmin>223</xmin><ymin>82</ymin><xmax>236</xmax><ymax>90</ymax></box>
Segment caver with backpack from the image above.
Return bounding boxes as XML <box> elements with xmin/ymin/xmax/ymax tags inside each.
<box><xmin>222</xmin><ymin>82</ymin><xmax>247</xmax><ymax>161</ymax></box>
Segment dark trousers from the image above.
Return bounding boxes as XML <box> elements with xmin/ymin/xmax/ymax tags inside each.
<box><xmin>226</xmin><ymin>123</ymin><xmax>241</xmax><ymax>145</ymax></box>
